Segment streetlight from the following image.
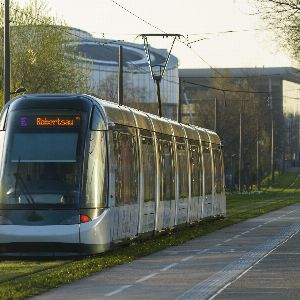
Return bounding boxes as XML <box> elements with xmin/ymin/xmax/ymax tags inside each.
<box><xmin>268</xmin><ymin>78</ymin><xmax>274</xmax><ymax>183</ymax></box>
<box><xmin>239</xmin><ymin>108</ymin><xmax>242</xmax><ymax>193</ymax></box>
<box><xmin>231</xmin><ymin>154</ymin><xmax>237</xmax><ymax>191</ymax></box>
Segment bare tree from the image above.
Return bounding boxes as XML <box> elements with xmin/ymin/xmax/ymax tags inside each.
<box><xmin>183</xmin><ymin>70</ymin><xmax>272</xmax><ymax>189</ymax></box>
<box><xmin>93</xmin><ymin>74</ymin><xmax>153</xmax><ymax>112</ymax></box>
<box><xmin>253</xmin><ymin>0</ymin><xmax>300</xmax><ymax>63</ymax></box>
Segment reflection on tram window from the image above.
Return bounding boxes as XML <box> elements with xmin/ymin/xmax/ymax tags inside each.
<box><xmin>91</xmin><ymin>108</ymin><xmax>106</xmax><ymax>130</ymax></box>
<box><xmin>1</xmin><ymin>163</ymin><xmax>80</xmax><ymax>206</ymax></box>
<box><xmin>141</xmin><ymin>136</ymin><xmax>155</xmax><ymax>203</ymax></box>
<box><xmin>0</xmin><ymin>132</ymin><xmax>81</xmax><ymax>207</ymax></box>
<box><xmin>213</xmin><ymin>145</ymin><xmax>224</xmax><ymax>194</ymax></box>
<box><xmin>84</xmin><ymin>131</ymin><xmax>107</xmax><ymax>208</ymax></box>
<box><xmin>110</xmin><ymin>127</ymin><xmax>138</xmax><ymax>206</ymax></box>
<box><xmin>159</xmin><ymin>138</ymin><xmax>175</xmax><ymax>201</ymax></box>
<box><xmin>177</xmin><ymin>142</ymin><xmax>188</xmax><ymax>199</ymax></box>
<box><xmin>202</xmin><ymin>142</ymin><xmax>212</xmax><ymax>195</ymax></box>
<box><xmin>189</xmin><ymin>143</ymin><xmax>201</xmax><ymax>198</ymax></box>
<box><xmin>11</xmin><ymin>133</ymin><xmax>78</xmax><ymax>162</ymax></box>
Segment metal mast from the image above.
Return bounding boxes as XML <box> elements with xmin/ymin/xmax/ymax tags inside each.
<box><xmin>140</xmin><ymin>34</ymin><xmax>181</xmax><ymax>117</ymax></box>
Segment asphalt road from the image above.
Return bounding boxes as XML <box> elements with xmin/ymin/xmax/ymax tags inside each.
<box><xmin>32</xmin><ymin>202</ymin><xmax>300</xmax><ymax>300</ymax></box>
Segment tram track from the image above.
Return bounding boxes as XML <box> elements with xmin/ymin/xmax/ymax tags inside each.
<box><xmin>0</xmin><ymin>173</ymin><xmax>300</xmax><ymax>299</ymax></box>
<box><xmin>0</xmin><ymin>197</ymin><xmax>298</xmax><ymax>287</ymax></box>
<box><xmin>0</xmin><ymin>197</ymin><xmax>297</xmax><ymax>288</ymax></box>
<box><xmin>0</xmin><ymin>259</ymin><xmax>73</xmax><ymax>286</ymax></box>
<box><xmin>227</xmin><ymin>195</ymin><xmax>299</xmax><ymax>218</ymax></box>
<box><xmin>227</xmin><ymin>173</ymin><xmax>300</xmax><ymax>218</ymax></box>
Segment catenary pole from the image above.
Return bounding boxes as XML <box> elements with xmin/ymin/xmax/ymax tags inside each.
<box><xmin>214</xmin><ymin>97</ymin><xmax>217</xmax><ymax>132</ymax></box>
<box><xmin>177</xmin><ymin>78</ymin><xmax>182</xmax><ymax>123</ymax></box>
<box><xmin>269</xmin><ymin>78</ymin><xmax>274</xmax><ymax>183</ymax></box>
<box><xmin>155</xmin><ymin>79</ymin><xmax>162</xmax><ymax>117</ymax></box>
<box><xmin>239</xmin><ymin>108</ymin><xmax>242</xmax><ymax>193</ymax></box>
<box><xmin>118</xmin><ymin>45</ymin><xmax>123</xmax><ymax>106</ymax></box>
<box><xmin>256</xmin><ymin>117</ymin><xmax>261</xmax><ymax>190</ymax></box>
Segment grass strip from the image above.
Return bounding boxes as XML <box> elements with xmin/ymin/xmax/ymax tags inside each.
<box><xmin>1</xmin><ymin>172</ymin><xmax>300</xmax><ymax>299</ymax></box>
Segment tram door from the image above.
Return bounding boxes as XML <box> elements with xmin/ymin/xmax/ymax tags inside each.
<box><xmin>139</xmin><ymin>132</ymin><xmax>156</xmax><ymax>233</ymax></box>
<box><xmin>189</xmin><ymin>142</ymin><xmax>202</xmax><ymax>222</ymax></box>
<box><xmin>202</xmin><ymin>141</ymin><xmax>213</xmax><ymax>218</ymax></box>
<box><xmin>109</xmin><ymin>126</ymin><xmax>139</xmax><ymax>241</ymax></box>
<box><xmin>157</xmin><ymin>136</ymin><xmax>176</xmax><ymax>230</ymax></box>
<box><xmin>176</xmin><ymin>140</ymin><xmax>189</xmax><ymax>224</ymax></box>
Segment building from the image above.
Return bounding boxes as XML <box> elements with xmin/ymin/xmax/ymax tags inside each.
<box><xmin>70</xmin><ymin>28</ymin><xmax>179</xmax><ymax>119</ymax></box>
<box><xmin>179</xmin><ymin>67</ymin><xmax>300</xmax><ymax>188</ymax></box>
<box><xmin>68</xmin><ymin>28</ymin><xmax>300</xmax><ymax>186</ymax></box>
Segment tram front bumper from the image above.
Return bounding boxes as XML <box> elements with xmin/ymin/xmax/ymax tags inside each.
<box><xmin>0</xmin><ymin>224</ymin><xmax>81</xmax><ymax>255</ymax></box>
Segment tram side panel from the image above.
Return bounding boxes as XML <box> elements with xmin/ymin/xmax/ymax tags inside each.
<box><xmin>138</xmin><ymin>130</ymin><xmax>156</xmax><ymax>234</ymax></box>
<box><xmin>202</xmin><ymin>141</ymin><xmax>213</xmax><ymax>218</ymax></box>
<box><xmin>176</xmin><ymin>139</ymin><xmax>189</xmax><ymax>225</ymax></box>
<box><xmin>80</xmin><ymin>110</ymin><xmax>225</xmax><ymax>250</ymax></box>
<box><xmin>81</xmin><ymin>109</ymin><xmax>225</xmax><ymax>250</ymax></box>
<box><xmin>108</xmin><ymin>126</ymin><xmax>139</xmax><ymax>242</ymax></box>
<box><xmin>188</xmin><ymin>141</ymin><xmax>202</xmax><ymax>223</ymax></box>
<box><xmin>78</xmin><ymin>128</ymin><xmax>111</xmax><ymax>250</ymax></box>
<box><xmin>156</xmin><ymin>135</ymin><xmax>176</xmax><ymax>230</ymax></box>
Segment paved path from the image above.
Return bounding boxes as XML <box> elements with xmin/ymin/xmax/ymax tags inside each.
<box><xmin>31</xmin><ymin>202</ymin><xmax>300</xmax><ymax>300</ymax></box>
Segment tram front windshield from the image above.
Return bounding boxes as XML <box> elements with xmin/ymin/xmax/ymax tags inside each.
<box><xmin>0</xmin><ymin>111</ymin><xmax>85</xmax><ymax>209</ymax></box>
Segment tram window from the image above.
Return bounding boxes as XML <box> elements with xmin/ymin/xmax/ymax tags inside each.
<box><xmin>202</xmin><ymin>142</ymin><xmax>212</xmax><ymax>195</ymax></box>
<box><xmin>213</xmin><ymin>145</ymin><xmax>223</xmax><ymax>194</ymax></box>
<box><xmin>11</xmin><ymin>133</ymin><xmax>78</xmax><ymax>162</ymax></box>
<box><xmin>159</xmin><ymin>138</ymin><xmax>175</xmax><ymax>201</ymax></box>
<box><xmin>110</xmin><ymin>128</ymin><xmax>138</xmax><ymax>206</ymax></box>
<box><xmin>189</xmin><ymin>143</ymin><xmax>201</xmax><ymax>197</ymax></box>
<box><xmin>84</xmin><ymin>131</ymin><xmax>107</xmax><ymax>208</ymax></box>
<box><xmin>141</xmin><ymin>136</ymin><xmax>155</xmax><ymax>202</ymax></box>
<box><xmin>140</xmin><ymin>128</ymin><xmax>153</xmax><ymax>138</ymax></box>
<box><xmin>1</xmin><ymin>132</ymin><xmax>82</xmax><ymax>207</ymax></box>
<box><xmin>91</xmin><ymin>108</ymin><xmax>106</xmax><ymax>130</ymax></box>
<box><xmin>177</xmin><ymin>142</ymin><xmax>188</xmax><ymax>199</ymax></box>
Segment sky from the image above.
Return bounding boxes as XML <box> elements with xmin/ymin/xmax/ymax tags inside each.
<box><xmin>19</xmin><ymin>0</ymin><xmax>294</xmax><ymax>69</ymax></box>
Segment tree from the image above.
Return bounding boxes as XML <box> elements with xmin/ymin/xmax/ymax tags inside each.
<box><xmin>253</xmin><ymin>0</ymin><xmax>300</xmax><ymax>63</ymax></box>
<box><xmin>0</xmin><ymin>0</ymin><xmax>90</xmax><ymax>106</ymax></box>
<box><xmin>93</xmin><ymin>75</ymin><xmax>119</xmax><ymax>103</ymax></box>
<box><xmin>182</xmin><ymin>70</ymin><xmax>272</xmax><ymax>190</ymax></box>
<box><xmin>92</xmin><ymin>73</ymin><xmax>159</xmax><ymax>113</ymax></box>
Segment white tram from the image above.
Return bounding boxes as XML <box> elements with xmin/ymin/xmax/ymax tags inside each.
<box><xmin>0</xmin><ymin>94</ymin><xmax>225</xmax><ymax>255</ymax></box>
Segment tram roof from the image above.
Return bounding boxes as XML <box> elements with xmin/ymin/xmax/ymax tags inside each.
<box><xmin>96</xmin><ymin>97</ymin><xmax>213</xmax><ymax>143</ymax></box>
<box><xmin>6</xmin><ymin>94</ymin><xmax>219</xmax><ymax>143</ymax></box>
<box><xmin>205</xmin><ymin>129</ymin><xmax>221</xmax><ymax>144</ymax></box>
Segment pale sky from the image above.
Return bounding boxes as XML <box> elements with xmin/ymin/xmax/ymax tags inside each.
<box><xmin>20</xmin><ymin>0</ymin><xmax>294</xmax><ymax>69</ymax></box>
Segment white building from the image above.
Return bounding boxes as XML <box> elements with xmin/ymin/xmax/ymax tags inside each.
<box><xmin>70</xmin><ymin>28</ymin><xmax>179</xmax><ymax>118</ymax></box>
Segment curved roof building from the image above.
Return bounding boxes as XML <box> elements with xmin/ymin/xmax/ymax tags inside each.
<box><xmin>70</xmin><ymin>28</ymin><xmax>179</xmax><ymax>118</ymax></box>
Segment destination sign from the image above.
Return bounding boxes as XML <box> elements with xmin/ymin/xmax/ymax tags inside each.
<box><xmin>20</xmin><ymin>116</ymin><xmax>81</xmax><ymax>128</ymax></box>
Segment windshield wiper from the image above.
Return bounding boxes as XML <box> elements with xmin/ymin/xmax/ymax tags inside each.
<box><xmin>14</xmin><ymin>160</ymin><xmax>36</xmax><ymax>209</ymax></box>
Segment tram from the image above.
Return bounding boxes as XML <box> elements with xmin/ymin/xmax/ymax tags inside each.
<box><xmin>0</xmin><ymin>94</ymin><xmax>225</xmax><ymax>255</ymax></box>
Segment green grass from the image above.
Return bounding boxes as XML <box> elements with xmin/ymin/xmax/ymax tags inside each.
<box><xmin>1</xmin><ymin>171</ymin><xmax>300</xmax><ymax>299</ymax></box>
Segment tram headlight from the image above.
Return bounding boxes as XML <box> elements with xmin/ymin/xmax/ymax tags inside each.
<box><xmin>0</xmin><ymin>216</ymin><xmax>13</xmax><ymax>225</ymax></box>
